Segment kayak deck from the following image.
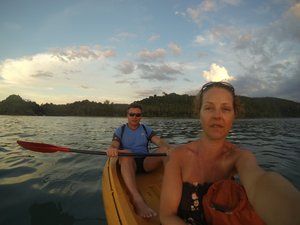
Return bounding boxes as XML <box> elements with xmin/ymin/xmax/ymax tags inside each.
<box><xmin>102</xmin><ymin>157</ymin><xmax>163</xmax><ymax>225</ymax></box>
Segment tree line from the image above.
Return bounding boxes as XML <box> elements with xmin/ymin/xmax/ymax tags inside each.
<box><xmin>0</xmin><ymin>94</ymin><xmax>300</xmax><ymax>118</ymax></box>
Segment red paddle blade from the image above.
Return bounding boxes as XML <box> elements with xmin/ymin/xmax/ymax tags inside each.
<box><xmin>17</xmin><ymin>140</ymin><xmax>70</xmax><ymax>153</ymax></box>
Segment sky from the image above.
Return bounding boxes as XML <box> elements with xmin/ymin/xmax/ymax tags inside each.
<box><xmin>0</xmin><ymin>0</ymin><xmax>299</xmax><ymax>104</ymax></box>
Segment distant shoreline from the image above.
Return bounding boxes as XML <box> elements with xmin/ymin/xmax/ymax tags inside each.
<box><xmin>1</xmin><ymin>94</ymin><xmax>300</xmax><ymax>118</ymax></box>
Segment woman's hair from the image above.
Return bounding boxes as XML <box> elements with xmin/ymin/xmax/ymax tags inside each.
<box><xmin>194</xmin><ymin>81</ymin><xmax>240</xmax><ymax>116</ymax></box>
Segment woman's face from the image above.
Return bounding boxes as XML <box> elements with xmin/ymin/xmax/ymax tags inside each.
<box><xmin>200</xmin><ymin>87</ymin><xmax>235</xmax><ymax>140</ymax></box>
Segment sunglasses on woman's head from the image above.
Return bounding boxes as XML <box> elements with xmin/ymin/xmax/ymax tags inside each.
<box><xmin>201</xmin><ymin>81</ymin><xmax>235</xmax><ymax>95</ymax></box>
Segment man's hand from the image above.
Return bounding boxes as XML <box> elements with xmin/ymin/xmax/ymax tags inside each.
<box><xmin>106</xmin><ymin>147</ymin><xmax>119</xmax><ymax>157</ymax></box>
<box><xmin>106</xmin><ymin>147</ymin><xmax>131</xmax><ymax>157</ymax></box>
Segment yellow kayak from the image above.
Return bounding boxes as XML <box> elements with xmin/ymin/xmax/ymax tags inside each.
<box><xmin>102</xmin><ymin>157</ymin><xmax>163</xmax><ymax>225</ymax></box>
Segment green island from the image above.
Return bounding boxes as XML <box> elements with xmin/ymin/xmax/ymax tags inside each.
<box><xmin>0</xmin><ymin>94</ymin><xmax>299</xmax><ymax>118</ymax></box>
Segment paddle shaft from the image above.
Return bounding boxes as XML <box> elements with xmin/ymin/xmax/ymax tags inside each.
<box><xmin>17</xmin><ymin>140</ymin><xmax>167</xmax><ymax>157</ymax></box>
<box><xmin>64</xmin><ymin>148</ymin><xmax>166</xmax><ymax>157</ymax></box>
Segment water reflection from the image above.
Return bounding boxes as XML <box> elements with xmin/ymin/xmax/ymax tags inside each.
<box><xmin>144</xmin><ymin>118</ymin><xmax>201</xmax><ymax>145</ymax></box>
<box><xmin>29</xmin><ymin>202</ymin><xmax>75</xmax><ymax>225</ymax></box>
<box><xmin>29</xmin><ymin>201</ymin><xmax>104</xmax><ymax>225</ymax></box>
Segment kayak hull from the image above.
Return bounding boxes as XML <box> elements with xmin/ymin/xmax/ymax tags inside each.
<box><xmin>102</xmin><ymin>157</ymin><xmax>163</xmax><ymax>225</ymax></box>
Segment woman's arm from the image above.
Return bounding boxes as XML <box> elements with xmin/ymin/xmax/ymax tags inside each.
<box><xmin>236</xmin><ymin>151</ymin><xmax>300</xmax><ymax>225</ymax></box>
<box><xmin>160</xmin><ymin>150</ymin><xmax>187</xmax><ymax>225</ymax></box>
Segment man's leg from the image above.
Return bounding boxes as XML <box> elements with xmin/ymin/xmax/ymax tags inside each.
<box><xmin>143</xmin><ymin>147</ymin><xmax>169</xmax><ymax>172</ymax></box>
<box><xmin>119</xmin><ymin>157</ymin><xmax>157</xmax><ymax>218</ymax></box>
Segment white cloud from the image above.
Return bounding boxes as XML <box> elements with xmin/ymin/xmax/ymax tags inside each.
<box><xmin>194</xmin><ymin>25</ymin><xmax>242</xmax><ymax>46</ymax></box>
<box><xmin>275</xmin><ymin>2</ymin><xmax>300</xmax><ymax>42</ymax></box>
<box><xmin>117</xmin><ymin>60</ymin><xmax>135</xmax><ymax>74</ymax></box>
<box><xmin>234</xmin><ymin>34</ymin><xmax>252</xmax><ymax>49</ymax></box>
<box><xmin>148</xmin><ymin>34</ymin><xmax>160</xmax><ymax>42</ymax></box>
<box><xmin>186</xmin><ymin>0</ymin><xmax>241</xmax><ymax>25</ymax></box>
<box><xmin>168</xmin><ymin>42</ymin><xmax>182</xmax><ymax>56</ymax></box>
<box><xmin>111</xmin><ymin>32</ymin><xmax>138</xmax><ymax>42</ymax></box>
<box><xmin>138</xmin><ymin>48</ymin><xmax>166</xmax><ymax>61</ymax></box>
<box><xmin>194</xmin><ymin>35</ymin><xmax>206</xmax><ymax>44</ymax></box>
<box><xmin>0</xmin><ymin>46</ymin><xmax>118</xmax><ymax>101</ymax></box>
<box><xmin>49</xmin><ymin>45</ymin><xmax>115</xmax><ymax>62</ymax></box>
<box><xmin>186</xmin><ymin>0</ymin><xmax>217</xmax><ymax>25</ymax></box>
<box><xmin>137</xmin><ymin>63</ymin><xmax>184</xmax><ymax>81</ymax></box>
<box><xmin>291</xmin><ymin>3</ymin><xmax>300</xmax><ymax>18</ymax></box>
<box><xmin>1</xmin><ymin>54</ymin><xmax>64</xmax><ymax>85</ymax></box>
<box><xmin>202</xmin><ymin>63</ymin><xmax>235</xmax><ymax>82</ymax></box>
<box><xmin>135</xmin><ymin>86</ymin><xmax>165</xmax><ymax>98</ymax></box>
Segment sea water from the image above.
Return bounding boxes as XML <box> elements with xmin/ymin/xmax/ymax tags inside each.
<box><xmin>0</xmin><ymin>116</ymin><xmax>299</xmax><ymax>225</ymax></box>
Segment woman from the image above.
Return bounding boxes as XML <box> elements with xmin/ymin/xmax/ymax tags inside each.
<box><xmin>160</xmin><ymin>81</ymin><xmax>300</xmax><ymax>225</ymax></box>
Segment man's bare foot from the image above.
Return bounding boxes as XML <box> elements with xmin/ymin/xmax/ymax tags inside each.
<box><xmin>132</xmin><ymin>195</ymin><xmax>157</xmax><ymax>218</ymax></box>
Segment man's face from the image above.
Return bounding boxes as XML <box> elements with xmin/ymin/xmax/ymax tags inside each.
<box><xmin>127</xmin><ymin>107</ymin><xmax>142</xmax><ymax>127</ymax></box>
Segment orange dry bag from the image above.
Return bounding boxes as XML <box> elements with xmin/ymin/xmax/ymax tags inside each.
<box><xmin>202</xmin><ymin>180</ymin><xmax>265</xmax><ymax>225</ymax></box>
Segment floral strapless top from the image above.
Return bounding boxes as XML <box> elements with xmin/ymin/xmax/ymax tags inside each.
<box><xmin>177</xmin><ymin>182</ymin><xmax>212</xmax><ymax>225</ymax></box>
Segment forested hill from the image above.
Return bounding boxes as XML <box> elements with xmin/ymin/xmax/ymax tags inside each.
<box><xmin>0</xmin><ymin>94</ymin><xmax>300</xmax><ymax>118</ymax></box>
<box><xmin>136</xmin><ymin>93</ymin><xmax>300</xmax><ymax>118</ymax></box>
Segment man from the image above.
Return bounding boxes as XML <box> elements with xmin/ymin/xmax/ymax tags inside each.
<box><xmin>106</xmin><ymin>103</ymin><xmax>171</xmax><ymax>218</ymax></box>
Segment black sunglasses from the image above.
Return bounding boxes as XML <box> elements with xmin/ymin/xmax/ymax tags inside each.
<box><xmin>201</xmin><ymin>81</ymin><xmax>235</xmax><ymax>95</ymax></box>
<box><xmin>128</xmin><ymin>113</ymin><xmax>142</xmax><ymax>117</ymax></box>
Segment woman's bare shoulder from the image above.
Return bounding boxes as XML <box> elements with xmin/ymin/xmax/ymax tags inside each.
<box><xmin>221</xmin><ymin>142</ymin><xmax>257</xmax><ymax>169</ymax></box>
<box><xmin>223</xmin><ymin>141</ymin><xmax>255</xmax><ymax>158</ymax></box>
<box><xmin>168</xmin><ymin>141</ymin><xmax>198</xmax><ymax>164</ymax></box>
<box><xmin>171</xmin><ymin>141</ymin><xmax>198</xmax><ymax>155</ymax></box>
<box><xmin>230</xmin><ymin>146</ymin><xmax>258</xmax><ymax>173</ymax></box>
<box><xmin>234</xmin><ymin>147</ymin><xmax>256</xmax><ymax>159</ymax></box>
